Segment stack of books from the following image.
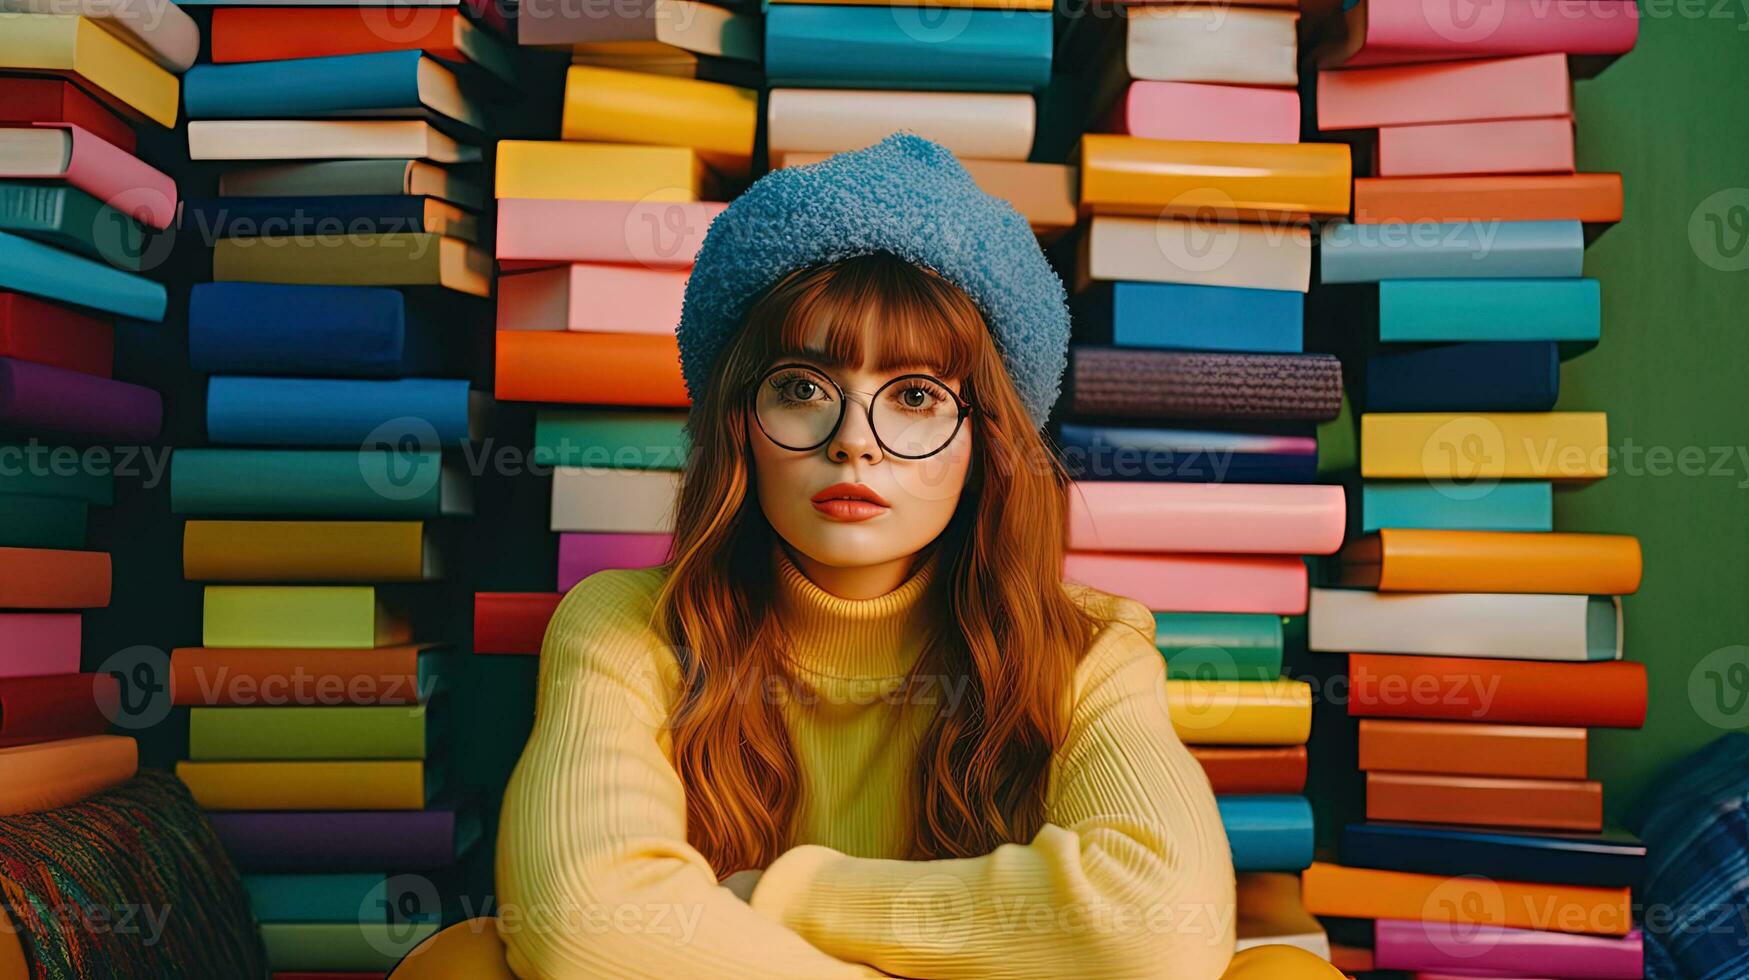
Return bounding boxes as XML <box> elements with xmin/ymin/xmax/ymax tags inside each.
<box><xmin>164</xmin><ymin>2</ymin><xmax>520</xmax><ymax>972</ymax></box>
<box><xmin>0</xmin><ymin>5</ymin><xmax>189</xmax><ymax>812</ymax></box>
<box><xmin>1299</xmin><ymin>0</ymin><xmax>1645</xmax><ymax>973</ymax></box>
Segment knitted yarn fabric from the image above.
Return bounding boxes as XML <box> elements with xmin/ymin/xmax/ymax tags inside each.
<box><xmin>676</xmin><ymin>132</ymin><xmax>1072</xmax><ymax>428</ymax></box>
<box><xmin>0</xmin><ymin>767</ymin><xmax>265</xmax><ymax>979</ymax></box>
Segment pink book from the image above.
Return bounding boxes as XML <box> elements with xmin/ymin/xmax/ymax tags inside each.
<box><xmin>557</xmin><ymin>532</ymin><xmax>673</xmax><ymax>592</ymax></box>
<box><xmin>1100</xmin><ymin>82</ymin><xmax>1300</xmax><ymax>145</ymax></box>
<box><xmin>498</xmin><ymin>264</ymin><xmax>687</xmax><ymax>334</ymax></box>
<box><xmin>0</xmin><ymin>123</ymin><xmax>177</xmax><ymax>229</ymax></box>
<box><xmin>1323</xmin><ymin>0</ymin><xmax>1639</xmax><ymax>68</ymax></box>
<box><xmin>0</xmin><ymin>613</ymin><xmax>81</xmax><ymax>677</ymax></box>
<box><xmin>1318</xmin><ymin>54</ymin><xmax>1570</xmax><ymax>131</ymax></box>
<box><xmin>1376</xmin><ymin>920</ymin><xmax>1642</xmax><ymax>978</ymax></box>
<box><xmin>1067</xmin><ymin>483</ymin><xmax>1345</xmax><ymax>555</ymax></box>
<box><xmin>1063</xmin><ymin>552</ymin><xmax>1307</xmax><ymax>614</ymax></box>
<box><xmin>496</xmin><ymin>198</ymin><xmax>725</xmax><ymax>270</ymax></box>
<box><xmin>1377</xmin><ymin>117</ymin><xmax>1575</xmax><ymax>177</ymax></box>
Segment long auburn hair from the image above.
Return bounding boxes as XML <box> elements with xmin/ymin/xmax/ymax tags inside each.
<box><xmin>653</xmin><ymin>251</ymin><xmax>1100</xmax><ymax>873</ymax></box>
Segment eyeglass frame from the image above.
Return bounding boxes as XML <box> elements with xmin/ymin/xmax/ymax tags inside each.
<box><xmin>751</xmin><ymin>361</ymin><xmax>984</xmax><ymax>460</ymax></box>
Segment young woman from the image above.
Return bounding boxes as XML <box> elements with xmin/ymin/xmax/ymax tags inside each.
<box><xmin>488</xmin><ymin>135</ymin><xmax>1279</xmax><ymax>980</ymax></box>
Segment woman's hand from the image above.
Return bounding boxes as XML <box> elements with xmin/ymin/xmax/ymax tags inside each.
<box><xmin>720</xmin><ymin>869</ymin><xmax>764</xmax><ymax>902</ymax></box>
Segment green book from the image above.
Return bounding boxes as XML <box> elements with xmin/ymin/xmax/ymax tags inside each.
<box><xmin>202</xmin><ymin>586</ymin><xmax>410</xmax><ymax>648</ymax></box>
<box><xmin>188</xmin><ymin>704</ymin><xmax>443</xmax><ymax>760</ymax></box>
<box><xmin>0</xmin><ymin>181</ymin><xmax>147</xmax><ymax>272</ymax></box>
<box><xmin>0</xmin><ymin>494</ymin><xmax>85</xmax><ymax>548</ymax></box>
<box><xmin>245</xmin><ymin>872</ymin><xmax>445</xmax><ymax>924</ymax></box>
<box><xmin>1154</xmin><ymin>612</ymin><xmax>1284</xmax><ymax>682</ymax></box>
<box><xmin>0</xmin><ymin>445</ymin><xmax>114</xmax><ymax>504</ymax></box>
<box><xmin>171</xmin><ymin>449</ymin><xmax>473</xmax><ymax>517</ymax></box>
<box><xmin>260</xmin><ymin>922</ymin><xmax>438</xmax><ymax>972</ymax></box>
<box><xmin>533</xmin><ymin>409</ymin><xmax>690</xmax><ymax>470</ymax></box>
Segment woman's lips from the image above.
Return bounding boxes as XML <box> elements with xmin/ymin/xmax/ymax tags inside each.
<box><xmin>812</xmin><ymin>498</ymin><xmax>889</xmax><ymax>521</ymax></box>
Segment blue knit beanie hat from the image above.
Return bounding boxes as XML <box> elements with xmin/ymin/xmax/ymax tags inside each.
<box><xmin>676</xmin><ymin>132</ymin><xmax>1071</xmax><ymax>429</ymax></box>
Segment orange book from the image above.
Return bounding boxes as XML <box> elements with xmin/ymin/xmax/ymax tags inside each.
<box><xmin>494</xmin><ymin>331</ymin><xmax>689</xmax><ymax>406</ymax></box>
<box><xmin>0</xmin><ymin>546</ymin><xmax>110</xmax><ymax>608</ymax></box>
<box><xmin>1338</xmin><ymin>529</ymin><xmax>1642</xmax><ymax>594</ymax></box>
<box><xmin>1078</xmin><ymin>134</ymin><xmax>1351</xmax><ymax>222</ymax></box>
<box><xmin>212</xmin><ymin>9</ymin><xmax>475</xmax><ymax>64</ymax></box>
<box><xmin>1358</xmin><ymin>719</ymin><xmax>1588</xmax><ymax>780</ymax></box>
<box><xmin>1190</xmin><ymin>745</ymin><xmax>1307</xmax><ymax>795</ymax></box>
<box><xmin>1366</xmin><ymin>771</ymin><xmax>1603</xmax><ymax>831</ymax></box>
<box><xmin>169</xmin><ymin>645</ymin><xmax>444</xmax><ymax>706</ymax></box>
<box><xmin>1376</xmin><ymin>117</ymin><xmax>1575</xmax><ymax>177</ymax></box>
<box><xmin>1349</xmin><ymin>654</ymin><xmax>1647</xmax><ymax>729</ymax></box>
<box><xmin>1353</xmin><ymin>173</ymin><xmax>1623</xmax><ymax>224</ymax></box>
<box><xmin>1301</xmin><ymin>862</ymin><xmax>1632</xmax><ymax>936</ymax></box>
<box><xmin>1316</xmin><ymin>54</ymin><xmax>1571</xmax><ymax>131</ymax></box>
<box><xmin>0</xmin><ymin>734</ymin><xmax>137</xmax><ymax>816</ymax></box>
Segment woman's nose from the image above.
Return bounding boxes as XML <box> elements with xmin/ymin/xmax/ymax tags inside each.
<box><xmin>827</xmin><ymin>398</ymin><xmax>883</xmax><ymax>463</ymax></box>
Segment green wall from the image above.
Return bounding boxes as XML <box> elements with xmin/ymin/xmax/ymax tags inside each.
<box><xmin>1566</xmin><ymin>9</ymin><xmax>1749</xmax><ymax>817</ymax></box>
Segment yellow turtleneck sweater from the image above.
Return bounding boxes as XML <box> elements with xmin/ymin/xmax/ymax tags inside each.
<box><xmin>494</xmin><ymin>542</ymin><xmax>1235</xmax><ymax>980</ymax></box>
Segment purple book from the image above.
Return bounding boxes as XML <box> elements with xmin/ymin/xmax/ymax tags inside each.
<box><xmin>0</xmin><ymin>356</ymin><xmax>161</xmax><ymax>442</ymax></box>
<box><xmin>209</xmin><ymin>807</ymin><xmax>479</xmax><ymax>872</ymax></box>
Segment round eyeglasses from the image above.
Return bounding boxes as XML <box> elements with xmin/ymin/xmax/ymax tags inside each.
<box><xmin>753</xmin><ymin>363</ymin><xmax>976</xmax><ymax>460</ymax></box>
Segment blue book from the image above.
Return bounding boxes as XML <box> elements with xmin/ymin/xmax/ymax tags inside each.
<box><xmin>190</xmin><ymin>283</ymin><xmax>441</xmax><ymax>378</ymax></box>
<box><xmin>1366</xmin><ymin>341</ymin><xmax>1559</xmax><ymax>412</ymax></box>
<box><xmin>180</xmin><ymin>196</ymin><xmax>474</xmax><ymax>242</ymax></box>
<box><xmin>1342</xmin><ymin>822</ymin><xmax>1645</xmax><ymax>889</ymax></box>
<box><xmin>1379</xmin><ymin>279</ymin><xmax>1600</xmax><ymax>342</ymax></box>
<box><xmin>1219</xmin><ymin>796</ymin><xmax>1314</xmax><ymax>872</ymax></box>
<box><xmin>205</xmin><ymin>377</ymin><xmax>479</xmax><ymax>446</ymax></box>
<box><xmin>1057</xmin><ymin>422</ymin><xmax>1318</xmax><ymax>484</ymax></box>
<box><xmin>184</xmin><ymin>51</ymin><xmax>483</xmax><ymax>131</ymax></box>
<box><xmin>171</xmin><ymin>449</ymin><xmax>473</xmax><ymax>517</ymax></box>
<box><xmin>1361</xmin><ymin>481</ymin><xmax>1553</xmax><ymax>533</ymax></box>
<box><xmin>244</xmin><ymin>872</ymin><xmax>443</xmax><ymax>924</ymax></box>
<box><xmin>0</xmin><ymin>231</ymin><xmax>166</xmax><ymax>321</ymax></box>
<box><xmin>1073</xmin><ymin>282</ymin><xmax>1302</xmax><ymax>353</ymax></box>
<box><xmin>1320</xmin><ymin>220</ymin><xmax>1584</xmax><ymax>283</ymax></box>
<box><xmin>765</xmin><ymin>6</ymin><xmax>1052</xmax><ymax>92</ymax></box>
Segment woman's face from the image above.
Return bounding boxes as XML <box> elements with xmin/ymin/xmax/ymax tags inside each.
<box><xmin>748</xmin><ymin>325</ymin><xmax>974</xmax><ymax>585</ymax></box>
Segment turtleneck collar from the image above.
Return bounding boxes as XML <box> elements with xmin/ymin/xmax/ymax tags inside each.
<box><xmin>771</xmin><ymin>540</ymin><xmax>943</xmax><ymax>681</ymax></box>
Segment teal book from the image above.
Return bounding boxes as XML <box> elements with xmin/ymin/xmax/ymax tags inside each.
<box><xmin>1361</xmin><ymin>481</ymin><xmax>1554</xmax><ymax>533</ymax></box>
<box><xmin>1154</xmin><ymin>613</ymin><xmax>1283</xmax><ymax>681</ymax></box>
<box><xmin>0</xmin><ymin>231</ymin><xmax>166</xmax><ymax>321</ymax></box>
<box><xmin>1378</xmin><ymin>279</ymin><xmax>1601</xmax><ymax>343</ymax></box>
<box><xmin>765</xmin><ymin>6</ymin><xmax>1052</xmax><ymax>92</ymax></box>
<box><xmin>170</xmin><ymin>449</ymin><xmax>474</xmax><ymax>517</ymax></box>
<box><xmin>0</xmin><ymin>494</ymin><xmax>86</xmax><ymax>548</ymax></box>
<box><xmin>0</xmin><ymin>447</ymin><xmax>114</xmax><ymax>505</ymax></box>
<box><xmin>0</xmin><ymin>181</ymin><xmax>147</xmax><ymax>272</ymax></box>
<box><xmin>532</xmin><ymin>410</ymin><xmax>689</xmax><ymax>470</ymax></box>
<box><xmin>245</xmin><ymin>872</ymin><xmax>444</xmax><ymax>924</ymax></box>
<box><xmin>1320</xmin><ymin>220</ymin><xmax>1584</xmax><ymax>283</ymax></box>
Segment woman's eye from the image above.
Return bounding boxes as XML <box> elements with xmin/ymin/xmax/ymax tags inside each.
<box><xmin>788</xmin><ymin>380</ymin><xmax>818</xmax><ymax>400</ymax></box>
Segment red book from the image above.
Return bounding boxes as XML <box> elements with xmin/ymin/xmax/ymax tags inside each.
<box><xmin>0</xmin><ymin>291</ymin><xmax>114</xmax><ymax>377</ymax></box>
<box><xmin>474</xmin><ymin>592</ymin><xmax>562</xmax><ymax>655</ymax></box>
<box><xmin>1349</xmin><ymin>653</ymin><xmax>1647</xmax><ymax>728</ymax></box>
<box><xmin>0</xmin><ymin>547</ymin><xmax>111</xmax><ymax>608</ymax></box>
<box><xmin>1190</xmin><ymin>745</ymin><xmax>1307</xmax><ymax>794</ymax></box>
<box><xmin>0</xmin><ymin>672</ymin><xmax>118</xmax><ymax>747</ymax></box>
<box><xmin>0</xmin><ymin>78</ymin><xmax>135</xmax><ymax>154</ymax></box>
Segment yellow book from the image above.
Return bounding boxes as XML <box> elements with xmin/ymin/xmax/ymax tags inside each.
<box><xmin>202</xmin><ymin>585</ymin><xmax>412</xmax><ymax>648</ymax></box>
<box><xmin>1078</xmin><ymin>133</ymin><xmax>1352</xmax><ymax>222</ymax></box>
<box><xmin>211</xmin><ymin>233</ymin><xmax>490</xmax><ymax>297</ymax></box>
<box><xmin>1166</xmin><ymin>678</ymin><xmax>1312</xmax><ymax>746</ymax></box>
<box><xmin>183</xmin><ymin>521</ymin><xmax>438</xmax><ymax>582</ymax></box>
<box><xmin>495</xmin><ymin>140</ymin><xmax>711</xmax><ymax>202</ymax></box>
<box><xmin>561</xmin><ymin>66</ymin><xmax>757</xmax><ymax>179</ymax></box>
<box><xmin>1360</xmin><ymin>412</ymin><xmax>1609</xmax><ymax>480</ymax></box>
<box><xmin>0</xmin><ymin>15</ymin><xmax>178</xmax><ymax>127</ymax></box>
<box><xmin>175</xmin><ymin>759</ymin><xmax>437</xmax><ymax>810</ymax></box>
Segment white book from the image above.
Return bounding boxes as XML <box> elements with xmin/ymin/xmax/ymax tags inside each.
<box><xmin>1077</xmin><ymin>215</ymin><xmax>1312</xmax><ymax>293</ymax></box>
<box><xmin>188</xmin><ymin>121</ymin><xmax>481</xmax><ymax>165</ymax></box>
<box><xmin>1128</xmin><ymin>7</ymin><xmax>1298</xmax><ymax>85</ymax></box>
<box><xmin>767</xmin><ymin>89</ymin><xmax>1035</xmax><ymax>161</ymax></box>
<box><xmin>1308</xmin><ymin>588</ymin><xmax>1623</xmax><ymax>662</ymax></box>
<box><xmin>218</xmin><ymin>159</ymin><xmax>483</xmax><ymax>211</ymax></box>
<box><xmin>551</xmin><ymin>467</ymin><xmax>679</xmax><ymax>533</ymax></box>
<box><xmin>0</xmin><ymin>0</ymin><xmax>200</xmax><ymax>72</ymax></box>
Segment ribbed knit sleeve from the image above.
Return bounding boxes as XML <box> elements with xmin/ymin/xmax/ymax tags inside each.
<box><xmin>493</xmin><ymin>569</ymin><xmax>889</xmax><ymax>980</ymax></box>
<box><xmin>746</xmin><ymin>595</ymin><xmax>1237</xmax><ymax>980</ymax></box>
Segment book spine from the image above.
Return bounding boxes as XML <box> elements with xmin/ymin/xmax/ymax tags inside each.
<box><xmin>765</xmin><ymin>7</ymin><xmax>1052</xmax><ymax>92</ymax></box>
